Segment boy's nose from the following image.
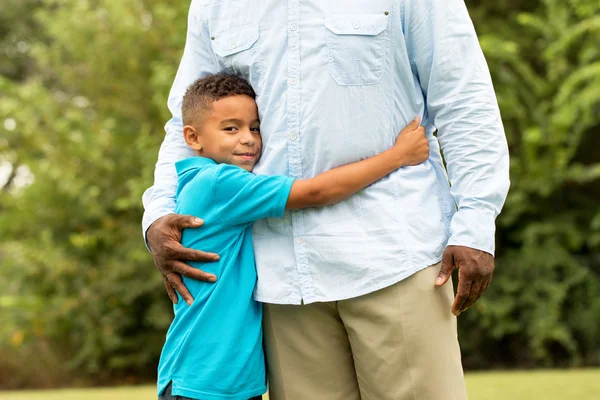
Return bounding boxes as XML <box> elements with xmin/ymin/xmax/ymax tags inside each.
<box><xmin>240</xmin><ymin>132</ymin><xmax>256</xmax><ymax>146</ymax></box>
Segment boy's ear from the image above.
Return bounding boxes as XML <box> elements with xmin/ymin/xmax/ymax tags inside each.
<box><xmin>183</xmin><ymin>125</ymin><xmax>203</xmax><ymax>152</ymax></box>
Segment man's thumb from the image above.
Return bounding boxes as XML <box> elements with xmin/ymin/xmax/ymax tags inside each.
<box><xmin>436</xmin><ymin>249</ymin><xmax>454</xmax><ymax>286</ymax></box>
<box><xmin>175</xmin><ymin>215</ymin><xmax>204</xmax><ymax>229</ymax></box>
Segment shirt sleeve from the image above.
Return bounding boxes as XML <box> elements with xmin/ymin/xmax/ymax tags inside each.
<box><xmin>214</xmin><ymin>165</ymin><xmax>295</xmax><ymax>226</ymax></box>
<box><xmin>402</xmin><ymin>0</ymin><xmax>510</xmax><ymax>255</ymax></box>
<box><xmin>142</xmin><ymin>0</ymin><xmax>219</xmax><ymax>239</ymax></box>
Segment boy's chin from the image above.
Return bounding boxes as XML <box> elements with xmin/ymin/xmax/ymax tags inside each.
<box><xmin>232</xmin><ymin>161</ymin><xmax>255</xmax><ymax>172</ymax></box>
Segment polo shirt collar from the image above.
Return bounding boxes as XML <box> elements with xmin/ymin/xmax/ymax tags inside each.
<box><xmin>175</xmin><ymin>157</ymin><xmax>217</xmax><ymax>177</ymax></box>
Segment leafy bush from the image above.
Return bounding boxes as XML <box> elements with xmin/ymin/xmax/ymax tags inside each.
<box><xmin>460</xmin><ymin>0</ymin><xmax>600</xmax><ymax>368</ymax></box>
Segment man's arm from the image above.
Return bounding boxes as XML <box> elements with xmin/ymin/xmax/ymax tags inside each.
<box><xmin>287</xmin><ymin>119</ymin><xmax>428</xmax><ymax>209</ymax></box>
<box><xmin>402</xmin><ymin>0</ymin><xmax>510</xmax><ymax>315</ymax></box>
<box><xmin>143</xmin><ymin>0</ymin><xmax>220</xmax><ymax>305</ymax></box>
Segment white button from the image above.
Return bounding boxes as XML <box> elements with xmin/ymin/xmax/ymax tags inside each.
<box><xmin>290</xmin><ymin>133</ymin><xmax>297</xmax><ymax>141</ymax></box>
<box><xmin>231</xmin><ymin>42</ymin><xmax>237</xmax><ymax>49</ymax></box>
<box><xmin>290</xmin><ymin>78</ymin><xmax>297</xmax><ymax>86</ymax></box>
<box><xmin>353</xmin><ymin>21</ymin><xmax>360</xmax><ymax>29</ymax></box>
<box><xmin>296</xmin><ymin>237</ymin><xmax>303</xmax><ymax>244</ymax></box>
<box><xmin>291</xmin><ymin>23</ymin><xmax>297</xmax><ymax>31</ymax></box>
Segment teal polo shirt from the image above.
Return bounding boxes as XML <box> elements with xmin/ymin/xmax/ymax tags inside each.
<box><xmin>157</xmin><ymin>157</ymin><xmax>295</xmax><ymax>400</ymax></box>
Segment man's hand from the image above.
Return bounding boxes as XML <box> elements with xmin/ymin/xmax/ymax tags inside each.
<box><xmin>147</xmin><ymin>214</ymin><xmax>220</xmax><ymax>306</ymax></box>
<box><xmin>435</xmin><ymin>245</ymin><xmax>494</xmax><ymax>316</ymax></box>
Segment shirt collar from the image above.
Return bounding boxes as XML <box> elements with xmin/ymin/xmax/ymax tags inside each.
<box><xmin>175</xmin><ymin>157</ymin><xmax>217</xmax><ymax>177</ymax></box>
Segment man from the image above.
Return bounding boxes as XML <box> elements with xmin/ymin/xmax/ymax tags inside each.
<box><xmin>143</xmin><ymin>1</ymin><xmax>510</xmax><ymax>399</ymax></box>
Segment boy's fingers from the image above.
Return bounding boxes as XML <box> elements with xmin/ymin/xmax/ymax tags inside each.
<box><xmin>400</xmin><ymin>116</ymin><xmax>421</xmax><ymax>134</ymax></box>
<box><xmin>406</xmin><ymin>116</ymin><xmax>421</xmax><ymax>131</ymax></box>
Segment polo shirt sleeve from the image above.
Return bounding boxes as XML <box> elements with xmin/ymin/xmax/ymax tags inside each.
<box><xmin>214</xmin><ymin>165</ymin><xmax>295</xmax><ymax>226</ymax></box>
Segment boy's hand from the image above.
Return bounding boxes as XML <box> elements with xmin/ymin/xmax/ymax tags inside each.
<box><xmin>394</xmin><ymin>117</ymin><xmax>430</xmax><ymax>166</ymax></box>
<box><xmin>147</xmin><ymin>214</ymin><xmax>220</xmax><ymax>305</ymax></box>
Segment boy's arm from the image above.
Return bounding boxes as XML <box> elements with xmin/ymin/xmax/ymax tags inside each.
<box><xmin>287</xmin><ymin>118</ymin><xmax>428</xmax><ymax>209</ymax></box>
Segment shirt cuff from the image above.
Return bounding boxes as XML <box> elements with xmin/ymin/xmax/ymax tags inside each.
<box><xmin>446</xmin><ymin>207</ymin><xmax>497</xmax><ymax>256</ymax></box>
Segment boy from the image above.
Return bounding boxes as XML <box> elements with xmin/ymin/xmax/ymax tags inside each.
<box><xmin>157</xmin><ymin>73</ymin><xmax>429</xmax><ymax>400</ymax></box>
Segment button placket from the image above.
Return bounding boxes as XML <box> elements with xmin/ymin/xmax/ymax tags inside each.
<box><xmin>287</xmin><ymin>0</ymin><xmax>313</xmax><ymax>302</ymax></box>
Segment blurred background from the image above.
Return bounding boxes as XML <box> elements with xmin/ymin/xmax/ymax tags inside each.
<box><xmin>0</xmin><ymin>0</ymin><xmax>599</xmax><ymax>398</ymax></box>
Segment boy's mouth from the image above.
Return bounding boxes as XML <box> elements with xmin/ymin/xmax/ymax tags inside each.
<box><xmin>234</xmin><ymin>152</ymin><xmax>257</xmax><ymax>162</ymax></box>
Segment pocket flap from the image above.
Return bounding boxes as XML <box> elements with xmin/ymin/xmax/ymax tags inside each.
<box><xmin>212</xmin><ymin>24</ymin><xmax>259</xmax><ymax>57</ymax></box>
<box><xmin>325</xmin><ymin>13</ymin><xmax>388</xmax><ymax>36</ymax></box>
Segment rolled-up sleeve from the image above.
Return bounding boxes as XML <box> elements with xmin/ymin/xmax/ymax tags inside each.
<box><xmin>142</xmin><ymin>0</ymin><xmax>219</xmax><ymax>239</ymax></box>
<box><xmin>402</xmin><ymin>0</ymin><xmax>510</xmax><ymax>255</ymax></box>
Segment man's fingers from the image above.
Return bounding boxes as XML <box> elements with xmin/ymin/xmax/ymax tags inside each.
<box><xmin>164</xmin><ymin>277</ymin><xmax>179</xmax><ymax>304</ymax></box>
<box><xmin>159</xmin><ymin>241</ymin><xmax>219</xmax><ymax>265</ymax></box>
<box><xmin>452</xmin><ymin>278</ymin><xmax>472</xmax><ymax>316</ymax></box>
<box><xmin>173</xmin><ymin>214</ymin><xmax>205</xmax><ymax>230</ymax></box>
<box><xmin>461</xmin><ymin>279</ymin><xmax>483</xmax><ymax>313</ymax></box>
<box><xmin>479</xmin><ymin>277</ymin><xmax>492</xmax><ymax>299</ymax></box>
<box><xmin>166</xmin><ymin>272</ymin><xmax>195</xmax><ymax>306</ymax></box>
<box><xmin>436</xmin><ymin>249</ymin><xmax>455</xmax><ymax>286</ymax></box>
<box><xmin>171</xmin><ymin>260</ymin><xmax>217</xmax><ymax>283</ymax></box>
<box><xmin>172</xmin><ymin>244</ymin><xmax>220</xmax><ymax>262</ymax></box>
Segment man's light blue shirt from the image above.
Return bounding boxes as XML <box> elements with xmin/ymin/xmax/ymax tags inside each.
<box><xmin>158</xmin><ymin>157</ymin><xmax>294</xmax><ymax>399</ymax></box>
<box><xmin>143</xmin><ymin>0</ymin><xmax>510</xmax><ymax>305</ymax></box>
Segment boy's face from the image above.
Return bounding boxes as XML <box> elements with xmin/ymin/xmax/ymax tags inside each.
<box><xmin>185</xmin><ymin>95</ymin><xmax>262</xmax><ymax>172</ymax></box>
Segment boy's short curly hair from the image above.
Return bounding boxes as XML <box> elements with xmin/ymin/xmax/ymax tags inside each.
<box><xmin>181</xmin><ymin>73</ymin><xmax>256</xmax><ymax>126</ymax></box>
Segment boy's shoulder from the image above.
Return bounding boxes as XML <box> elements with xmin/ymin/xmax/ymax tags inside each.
<box><xmin>175</xmin><ymin>157</ymin><xmax>222</xmax><ymax>197</ymax></box>
<box><xmin>174</xmin><ymin>157</ymin><xmax>256</xmax><ymax>202</ymax></box>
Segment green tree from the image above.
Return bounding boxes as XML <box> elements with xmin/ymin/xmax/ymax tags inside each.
<box><xmin>0</xmin><ymin>0</ymin><xmax>190</xmax><ymax>387</ymax></box>
<box><xmin>461</xmin><ymin>0</ymin><xmax>600</xmax><ymax>368</ymax></box>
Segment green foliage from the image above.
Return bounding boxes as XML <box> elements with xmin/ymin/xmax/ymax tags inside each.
<box><xmin>0</xmin><ymin>0</ymin><xmax>599</xmax><ymax>388</ymax></box>
<box><xmin>460</xmin><ymin>0</ymin><xmax>600</xmax><ymax>368</ymax></box>
<box><xmin>0</xmin><ymin>0</ymin><xmax>190</xmax><ymax>387</ymax></box>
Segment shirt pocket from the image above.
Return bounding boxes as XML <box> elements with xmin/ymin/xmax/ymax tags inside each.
<box><xmin>325</xmin><ymin>13</ymin><xmax>389</xmax><ymax>86</ymax></box>
<box><xmin>210</xmin><ymin>23</ymin><xmax>263</xmax><ymax>89</ymax></box>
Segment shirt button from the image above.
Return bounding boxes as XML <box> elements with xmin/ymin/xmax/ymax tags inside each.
<box><xmin>353</xmin><ymin>21</ymin><xmax>360</xmax><ymax>29</ymax></box>
<box><xmin>289</xmin><ymin>78</ymin><xmax>297</xmax><ymax>86</ymax></box>
<box><xmin>231</xmin><ymin>42</ymin><xmax>237</xmax><ymax>49</ymax></box>
<box><xmin>296</xmin><ymin>237</ymin><xmax>303</xmax><ymax>244</ymax></box>
<box><xmin>290</xmin><ymin>23</ymin><xmax>297</xmax><ymax>31</ymax></box>
<box><xmin>290</xmin><ymin>133</ymin><xmax>297</xmax><ymax>141</ymax></box>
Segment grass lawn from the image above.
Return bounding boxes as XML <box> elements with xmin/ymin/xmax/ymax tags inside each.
<box><xmin>0</xmin><ymin>369</ymin><xmax>598</xmax><ymax>399</ymax></box>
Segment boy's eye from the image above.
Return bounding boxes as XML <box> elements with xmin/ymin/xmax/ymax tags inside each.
<box><xmin>223</xmin><ymin>126</ymin><xmax>238</xmax><ymax>132</ymax></box>
<box><xmin>250</xmin><ymin>126</ymin><xmax>260</xmax><ymax>132</ymax></box>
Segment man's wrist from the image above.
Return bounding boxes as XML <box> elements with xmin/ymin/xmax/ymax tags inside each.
<box><xmin>143</xmin><ymin>211</ymin><xmax>175</xmax><ymax>252</ymax></box>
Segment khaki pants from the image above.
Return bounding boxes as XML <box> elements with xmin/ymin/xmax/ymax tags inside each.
<box><xmin>263</xmin><ymin>263</ymin><xmax>468</xmax><ymax>400</ymax></box>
